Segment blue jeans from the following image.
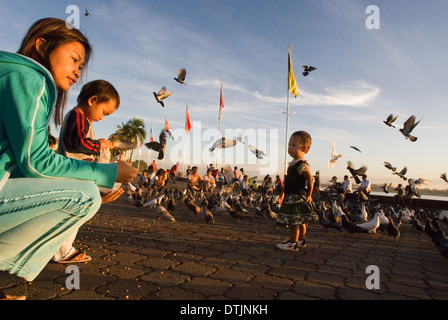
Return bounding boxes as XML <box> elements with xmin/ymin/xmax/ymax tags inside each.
<box><xmin>0</xmin><ymin>178</ymin><xmax>101</xmax><ymax>281</ymax></box>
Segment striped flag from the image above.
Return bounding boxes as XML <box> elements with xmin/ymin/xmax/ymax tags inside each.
<box><xmin>288</xmin><ymin>46</ymin><xmax>298</xmax><ymax>98</ymax></box>
<box><xmin>218</xmin><ymin>83</ymin><xmax>224</xmax><ymax>120</ymax></box>
<box><xmin>185</xmin><ymin>105</ymin><xmax>192</xmax><ymax>134</ymax></box>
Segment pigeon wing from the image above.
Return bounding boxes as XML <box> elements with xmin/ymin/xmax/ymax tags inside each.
<box><xmin>178</xmin><ymin>68</ymin><xmax>186</xmax><ymax>82</ymax></box>
<box><xmin>113</xmin><ymin>140</ymin><xmax>137</xmax><ymax>151</ymax></box>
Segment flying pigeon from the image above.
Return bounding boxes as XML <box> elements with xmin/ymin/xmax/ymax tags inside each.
<box><xmin>393</xmin><ymin>167</ymin><xmax>408</xmax><ymax>180</ymax></box>
<box><xmin>414</xmin><ymin>178</ymin><xmax>429</xmax><ymax>187</ymax></box>
<box><xmin>84</xmin><ymin>9</ymin><xmax>91</xmax><ymax>17</ymax></box>
<box><xmin>145</xmin><ymin>130</ymin><xmax>167</xmax><ymax>160</ymax></box>
<box><xmin>399</xmin><ymin>115</ymin><xmax>420</xmax><ymax>142</ymax></box>
<box><xmin>384</xmin><ymin>162</ymin><xmax>396</xmax><ymax>172</ymax></box>
<box><xmin>248</xmin><ymin>145</ymin><xmax>266</xmax><ymax>159</ymax></box>
<box><xmin>209</xmin><ymin>136</ymin><xmax>239</xmax><ymax>152</ymax></box>
<box><xmin>174</xmin><ymin>68</ymin><xmax>187</xmax><ymax>85</ymax></box>
<box><xmin>346</xmin><ymin>161</ymin><xmax>367</xmax><ymax>184</ymax></box>
<box><xmin>350</xmin><ymin>146</ymin><xmax>361</xmax><ymax>153</ymax></box>
<box><xmin>441</xmin><ymin>173</ymin><xmax>448</xmax><ymax>184</ymax></box>
<box><xmin>381</xmin><ymin>182</ymin><xmax>392</xmax><ymax>194</ymax></box>
<box><xmin>302</xmin><ymin>65</ymin><xmax>317</xmax><ymax>76</ymax></box>
<box><xmin>328</xmin><ymin>140</ymin><xmax>342</xmax><ymax>168</ymax></box>
<box><xmin>383</xmin><ymin>114</ymin><xmax>398</xmax><ymax>128</ymax></box>
<box><xmin>153</xmin><ymin>87</ymin><xmax>173</xmax><ymax>108</ymax></box>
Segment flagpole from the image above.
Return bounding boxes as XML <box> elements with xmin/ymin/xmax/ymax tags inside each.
<box><xmin>284</xmin><ymin>84</ymin><xmax>290</xmax><ymax>178</ymax></box>
<box><xmin>182</xmin><ymin>105</ymin><xmax>188</xmax><ymax>176</ymax></box>
<box><xmin>217</xmin><ymin>83</ymin><xmax>223</xmax><ymax>168</ymax></box>
<box><xmin>284</xmin><ymin>44</ymin><xmax>298</xmax><ymax>178</ymax></box>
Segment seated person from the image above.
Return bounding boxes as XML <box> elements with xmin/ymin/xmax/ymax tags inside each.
<box><xmin>203</xmin><ymin>170</ymin><xmax>216</xmax><ymax>192</ymax></box>
<box><xmin>139</xmin><ymin>170</ymin><xmax>150</xmax><ymax>187</ymax></box>
<box><xmin>153</xmin><ymin>168</ymin><xmax>168</xmax><ymax>191</ymax></box>
<box><xmin>357</xmin><ymin>175</ymin><xmax>371</xmax><ymax>200</ymax></box>
<box><xmin>239</xmin><ymin>175</ymin><xmax>253</xmax><ymax>196</ymax></box>
<box><xmin>187</xmin><ymin>166</ymin><xmax>205</xmax><ymax>191</ymax></box>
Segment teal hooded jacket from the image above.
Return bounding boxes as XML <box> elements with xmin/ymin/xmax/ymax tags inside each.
<box><xmin>0</xmin><ymin>51</ymin><xmax>117</xmax><ymax>191</ymax></box>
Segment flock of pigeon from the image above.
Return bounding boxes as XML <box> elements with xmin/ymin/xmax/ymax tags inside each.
<box><xmin>123</xmin><ymin>175</ymin><xmax>448</xmax><ymax>259</ymax></box>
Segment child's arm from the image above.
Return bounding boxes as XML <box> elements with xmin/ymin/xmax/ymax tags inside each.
<box><xmin>62</xmin><ymin>110</ymin><xmax>101</xmax><ymax>155</ymax></box>
<box><xmin>301</xmin><ymin>164</ymin><xmax>314</xmax><ymax>203</ymax></box>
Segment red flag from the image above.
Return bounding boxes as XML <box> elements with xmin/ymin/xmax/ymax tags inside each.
<box><xmin>165</xmin><ymin>117</ymin><xmax>173</xmax><ymax>139</ymax></box>
<box><xmin>185</xmin><ymin>105</ymin><xmax>192</xmax><ymax>134</ymax></box>
<box><xmin>219</xmin><ymin>83</ymin><xmax>224</xmax><ymax>120</ymax></box>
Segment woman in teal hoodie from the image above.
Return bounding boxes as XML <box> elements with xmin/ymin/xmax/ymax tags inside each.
<box><xmin>0</xmin><ymin>18</ymin><xmax>138</xmax><ymax>298</ymax></box>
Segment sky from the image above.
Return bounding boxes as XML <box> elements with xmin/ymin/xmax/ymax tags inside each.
<box><xmin>1</xmin><ymin>0</ymin><xmax>448</xmax><ymax>190</ymax></box>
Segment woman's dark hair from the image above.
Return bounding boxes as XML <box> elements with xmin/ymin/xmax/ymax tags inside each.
<box><xmin>18</xmin><ymin>18</ymin><xmax>93</xmax><ymax>127</ymax></box>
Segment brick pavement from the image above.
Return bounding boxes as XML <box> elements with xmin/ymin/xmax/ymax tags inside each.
<box><xmin>1</xmin><ymin>184</ymin><xmax>448</xmax><ymax>301</ymax></box>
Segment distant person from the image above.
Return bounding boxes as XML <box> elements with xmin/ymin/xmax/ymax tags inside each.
<box><xmin>187</xmin><ymin>166</ymin><xmax>205</xmax><ymax>191</ymax></box>
<box><xmin>357</xmin><ymin>175</ymin><xmax>371</xmax><ymax>201</ymax></box>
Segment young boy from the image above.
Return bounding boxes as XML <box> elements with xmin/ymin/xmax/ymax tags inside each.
<box><xmin>54</xmin><ymin>80</ymin><xmax>122</xmax><ymax>263</ymax></box>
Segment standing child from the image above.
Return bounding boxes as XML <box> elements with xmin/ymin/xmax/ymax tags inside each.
<box><xmin>53</xmin><ymin>79</ymin><xmax>123</xmax><ymax>264</ymax></box>
<box><xmin>0</xmin><ymin>18</ymin><xmax>137</xmax><ymax>298</ymax></box>
<box><xmin>276</xmin><ymin>131</ymin><xmax>318</xmax><ymax>252</ymax></box>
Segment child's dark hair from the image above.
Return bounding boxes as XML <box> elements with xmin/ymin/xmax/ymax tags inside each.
<box><xmin>18</xmin><ymin>18</ymin><xmax>92</xmax><ymax>127</ymax></box>
<box><xmin>77</xmin><ymin>80</ymin><xmax>120</xmax><ymax>109</ymax></box>
<box><xmin>291</xmin><ymin>131</ymin><xmax>312</xmax><ymax>150</ymax></box>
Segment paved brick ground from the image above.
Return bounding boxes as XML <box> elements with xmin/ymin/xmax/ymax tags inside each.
<box><xmin>1</xmin><ymin>183</ymin><xmax>448</xmax><ymax>302</ymax></box>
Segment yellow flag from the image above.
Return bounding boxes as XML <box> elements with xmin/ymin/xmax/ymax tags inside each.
<box><xmin>288</xmin><ymin>46</ymin><xmax>298</xmax><ymax>98</ymax></box>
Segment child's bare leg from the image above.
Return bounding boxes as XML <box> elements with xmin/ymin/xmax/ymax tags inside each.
<box><xmin>298</xmin><ymin>224</ymin><xmax>307</xmax><ymax>240</ymax></box>
<box><xmin>290</xmin><ymin>225</ymin><xmax>299</xmax><ymax>243</ymax></box>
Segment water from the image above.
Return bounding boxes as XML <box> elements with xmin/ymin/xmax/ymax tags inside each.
<box><xmin>369</xmin><ymin>191</ymin><xmax>448</xmax><ymax>202</ymax></box>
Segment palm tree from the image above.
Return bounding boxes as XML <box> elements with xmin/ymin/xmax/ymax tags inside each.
<box><xmin>113</xmin><ymin>118</ymin><xmax>146</xmax><ymax>163</ymax></box>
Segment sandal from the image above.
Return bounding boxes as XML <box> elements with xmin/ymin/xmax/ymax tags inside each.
<box><xmin>55</xmin><ymin>250</ymin><xmax>92</xmax><ymax>264</ymax></box>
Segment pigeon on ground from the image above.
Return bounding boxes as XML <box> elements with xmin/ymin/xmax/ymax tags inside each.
<box><xmin>153</xmin><ymin>87</ymin><xmax>173</xmax><ymax>107</ymax></box>
<box><xmin>200</xmin><ymin>203</ymin><xmax>215</xmax><ymax>223</ymax></box>
<box><xmin>145</xmin><ymin>130</ymin><xmax>167</xmax><ymax>160</ymax></box>
<box><xmin>328</xmin><ymin>140</ymin><xmax>342</xmax><ymax>168</ymax></box>
<box><xmin>357</xmin><ymin>212</ymin><xmax>381</xmax><ymax>234</ymax></box>
<box><xmin>383</xmin><ymin>114</ymin><xmax>398</xmax><ymax>128</ymax></box>
<box><xmin>174</xmin><ymin>68</ymin><xmax>187</xmax><ymax>85</ymax></box>
<box><xmin>346</xmin><ymin>161</ymin><xmax>367</xmax><ymax>184</ymax></box>
<box><xmin>386</xmin><ymin>217</ymin><xmax>400</xmax><ymax>242</ymax></box>
<box><xmin>399</xmin><ymin>115</ymin><xmax>420</xmax><ymax>142</ymax></box>
<box><xmin>341</xmin><ymin>214</ymin><xmax>370</xmax><ymax>235</ymax></box>
<box><xmin>384</xmin><ymin>162</ymin><xmax>396</xmax><ymax>172</ymax></box>
<box><xmin>184</xmin><ymin>196</ymin><xmax>201</xmax><ymax>216</ymax></box>
<box><xmin>155</xmin><ymin>205</ymin><xmax>176</xmax><ymax>222</ymax></box>
<box><xmin>393</xmin><ymin>167</ymin><xmax>408</xmax><ymax>180</ymax></box>
<box><xmin>302</xmin><ymin>65</ymin><xmax>317</xmax><ymax>76</ymax></box>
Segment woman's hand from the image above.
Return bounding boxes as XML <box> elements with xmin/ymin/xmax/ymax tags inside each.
<box><xmin>101</xmin><ymin>188</ymin><xmax>124</xmax><ymax>204</ymax></box>
<box><xmin>115</xmin><ymin>161</ymin><xmax>138</xmax><ymax>183</ymax></box>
